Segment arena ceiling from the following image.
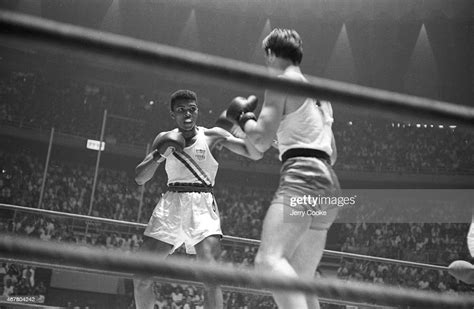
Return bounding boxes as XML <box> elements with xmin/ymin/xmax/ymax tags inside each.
<box><xmin>0</xmin><ymin>0</ymin><xmax>472</xmax><ymax>106</ymax></box>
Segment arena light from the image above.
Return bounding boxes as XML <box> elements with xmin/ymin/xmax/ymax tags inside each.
<box><xmin>438</xmin><ymin>125</ymin><xmax>444</xmax><ymax>129</ymax></box>
<box><xmin>449</xmin><ymin>125</ymin><xmax>457</xmax><ymax>129</ymax></box>
<box><xmin>86</xmin><ymin>139</ymin><xmax>105</xmax><ymax>151</ymax></box>
<box><xmin>1</xmin><ymin>10</ymin><xmax>474</xmax><ymax>127</ymax></box>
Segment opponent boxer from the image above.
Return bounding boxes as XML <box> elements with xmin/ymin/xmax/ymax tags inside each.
<box><xmin>226</xmin><ymin>29</ymin><xmax>339</xmax><ymax>309</ymax></box>
<box><xmin>448</xmin><ymin>211</ymin><xmax>474</xmax><ymax>285</ymax></box>
<box><xmin>134</xmin><ymin>90</ymin><xmax>262</xmax><ymax>309</ymax></box>
<box><xmin>469</xmin><ymin>214</ymin><xmax>474</xmax><ymax>258</ymax></box>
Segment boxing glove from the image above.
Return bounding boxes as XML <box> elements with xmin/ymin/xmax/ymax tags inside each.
<box><xmin>226</xmin><ymin>95</ymin><xmax>258</xmax><ymax>130</ymax></box>
<box><xmin>448</xmin><ymin>260</ymin><xmax>474</xmax><ymax>284</ymax></box>
<box><xmin>152</xmin><ymin>131</ymin><xmax>185</xmax><ymax>161</ymax></box>
<box><xmin>468</xmin><ymin>221</ymin><xmax>474</xmax><ymax>258</ymax></box>
<box><xmin>215</xmin><ymin>110</ymin><xmax>246</xmax><ymax>139</ymax></box>
<box><xmin>215</xmin><ymin>110</ymin><xmax>234</xmax><ymax>132</ymax></box>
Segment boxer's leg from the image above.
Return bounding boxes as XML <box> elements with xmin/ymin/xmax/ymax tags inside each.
<box><xmin>255</xmin><ymin>202</ymin><xmax>312</xmax><ymax>309</ymax></box>
<box><xmin>290</xmin><ymin>229</ymin><xmax>328</xmax><ymax>309</ymax></box>
<box><xmin>135</xmin><ymin>192</ymin><xmax>179</xmax><ymax>309</ymax></box>
<box><xmin>195</xmin><ymin>235</ymin><xmax>223</xmax><ymax>309</ymax></box>
<box><xmin>133</xmin><ymin>236</ymin><xmax>173</xmax><ymax>309</ymax></box>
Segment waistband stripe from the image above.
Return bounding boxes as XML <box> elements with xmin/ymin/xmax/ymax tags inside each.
<box><xmin>281</xmin><ymin>148</ymin><xmax>330</xmax><ymax>165</ymax></box>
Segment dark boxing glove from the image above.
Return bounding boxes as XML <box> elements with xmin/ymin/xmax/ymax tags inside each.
<box><xmin>215</xmin><ymin>110</ymin><xmax>235</xmax><ymax>132</ymax></box>
<box><xmin>152</xmin><ymin>131</ymin><xmax>185</xmax><ymax>162</ymax></box>
<box><xmin>226</xmin><ymin>95</ymin><xmax>258</xmax><ymax>130</ymax></box>
<box><xmin>215</xmin><ymin>110</ymin><xmax>246</xmax><ymax>139</ymax></box>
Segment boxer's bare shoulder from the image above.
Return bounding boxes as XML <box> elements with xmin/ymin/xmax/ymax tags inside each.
<box><xmin>151</xmin><ymin>129</ymin><xmax>181</xmax><ymax>147</ymax></box>
<box><xmin>151</xmin><ymin>130</ymin><xmax>169</xmax><ymax>146</ymax></box>
<box><xmin>204</xmin><ymin>126</ymin><xmax>228</xmax><ymax>137</ymax></box>
<box><xmin>203</xmin><ymin>127</ymin><xmax>233</xmax><ymax>150</ymax></box>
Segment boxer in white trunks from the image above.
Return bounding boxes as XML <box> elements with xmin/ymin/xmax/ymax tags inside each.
<box><xmin>133</xmin><ymin>89</ymin><xmax>262</xmax><ymax>309</ymax></box>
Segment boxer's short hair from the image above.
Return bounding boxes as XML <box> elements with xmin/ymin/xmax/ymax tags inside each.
<box><xmin>262</xmin><ymin>28</ymin><xmax>303</xmax><ymax>65</ymax></box>
<box><xmin>170</xmin><ymin>89</ymin><xmax>198</xmax><ymax>111</ymax></box>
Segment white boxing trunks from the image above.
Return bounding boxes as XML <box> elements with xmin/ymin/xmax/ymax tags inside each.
<box><xmin>272</xmin><ymin>155</ymin><xmax>341</xmax><ymax>230</ymax></box>
<box><xmin>144</xmin><ymin>191</ymin><xmax>222</xmax><ymax>254</ymax></box>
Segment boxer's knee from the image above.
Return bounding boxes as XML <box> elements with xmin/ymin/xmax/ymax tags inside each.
<box><xmin>255</xmin><ymin>252</ymin><xmax>280</xmax><ymax>271</ymax></box>
<box><xmin>196</xmin><ymin>236</ymin><xmax>221</xmax><ymax>262</ymax></box>
<box><xmin>134</xmin><ymin>277</ymin><xmax>156</xmax><ymax>309</ymax></box>
<box><xmin>133</xmin><ymin>277</ymin><xmax>153</xmax><ymax>291</ymax></box>
<box><xmin>139</xmin><ymin>236</ymin><xmax>172</xmax><ymax>255</ymax></box>
<box><xmin>198</xmin><ymin>251</ymin><xmax>218</xmax><ymax>264</ymax></box>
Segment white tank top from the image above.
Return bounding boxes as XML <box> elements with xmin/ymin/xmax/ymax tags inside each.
<box><xmin>276</xmin><ymin>98</ymin><xmax>334</xmax><ymax>160</ymax></box>
<box><xmin>165</xmin><ymin>127</ymin><xmax>218</xmax><ymax>186</ymax></box>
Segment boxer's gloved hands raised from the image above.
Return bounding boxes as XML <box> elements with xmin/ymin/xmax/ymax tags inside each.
<box><xmin>226</xmin><ymin>95</ymin><xmax>258</xmax><ymax>131</ymax></box>
<box><xmin>152</xmin><ymin>131</ymin><xmax>185</xmax><ymax>162</ymax></box>
<box><xmin>215</xmin><ymin>110</ymin><xmax>235</xmax><ymax>132</ymax></box>
<box><xmin>215</xmin><ymin>110</ymin><xmax>246</xmax><ymax>139</ymax></box>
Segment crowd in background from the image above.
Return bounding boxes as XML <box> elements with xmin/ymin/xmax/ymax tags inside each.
<box><xmin>1</xmin><ymin>142</ymin><xmax>473</xmax><ymax>308</ymax></box>
<box><xmin>0</xmin><ymin>262</ymin><xmax>47</xmax><ymax>303</ymax></box>
<box><xmin>0</xmin><ymin>140</ymin><xmax>272</xmax><ymax>236</ymax></box>
<box><xmin>337</xmin><ymin>222</ymin><xmax>472</xmax><ymax>263</ymax></box>
<box><xmin>1</xmin><ymin>71</ymin><xmax>473</xmax><ymax>308</ymax></box>
<box><xmin>1</xmin><ymin>208</ymin><xmax>472</xmax><ymax>307</ymax></box>
<box><xmin>1</xmin><ymin>71</ymin><xmax>474</xmax><ymax>174</ymax></box>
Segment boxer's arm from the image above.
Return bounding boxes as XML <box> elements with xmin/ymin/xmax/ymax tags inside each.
<box><xmin>135</xmin><ymin>152</ymin><xmax>161</xmax><ymax>186</ymax></box>
<box><xmin>208</xmin><ymin>127</ymin><xmax>263</xmax><ymax>160</ymax></box>
<box><xmin>244</xmin><ymin>89</ymin><xmax>285</xmax><ymax>153</ymax></box>
<box><xmin>330</xmin><ymin>131</ymin><xmax>337</xmax><ymax>166</ymax></box>
<box><xmin>135</xmin><ymin>132</ymin><xmax>169</xmax><ymax>185</ymax></box>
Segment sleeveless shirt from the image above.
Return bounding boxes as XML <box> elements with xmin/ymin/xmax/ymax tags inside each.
<box><xmin>165</xmin><ymin>127</ymin><xmax>218</xmax><ymax>186</ymax></box>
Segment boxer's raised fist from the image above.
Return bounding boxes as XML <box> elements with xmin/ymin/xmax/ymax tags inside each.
<box><xmin>152</xmin><ymin>131</ymin><xmax>185</xmax><ymax>161</ymax></box>
<box><xmin>215</xmin><ymin>110</ymin><xmax>234</xmax><ymax>132</ymax></box>
<box><xmin>215</xmin><ymin>110</ymin><xmax>246</xmax><ymax>139</ymax></box>
<box><xmin>226</xmin><ymin>95</ymin><xmax>258</xmax><ymax>130</ymax></box>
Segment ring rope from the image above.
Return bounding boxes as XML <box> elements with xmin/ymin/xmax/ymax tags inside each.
<box><xmin>0</xmin><ymin>8</ymin><xmax>471</xmax><ymax>308</ymax></box>
<box><xmin>1</xmin><ymin>10</ymin><xmax>474</xmax><ymax>127</ymax></box>
<box><xmin>1</xmin><ymin>235</ymin><xmax>472</xmax><ymax>308</ymax></box>
<box><xmin>0</xmin><ymin>203</ymin><xmax>448</xmax><ymax>271</ymax></box>
<box><xmin>0</xmin><ymin>257</ymin><xmax>392</xmax><ymax>308</ymax></box>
